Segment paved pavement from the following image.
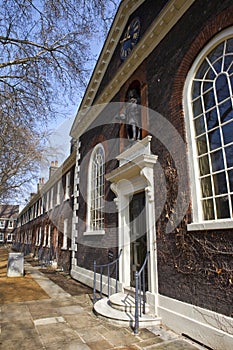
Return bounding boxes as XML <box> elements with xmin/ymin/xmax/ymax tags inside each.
<box><xmin>0</xmin><ymin>262</ymin><xmax>207</xmax><ymax>350</ymax></box>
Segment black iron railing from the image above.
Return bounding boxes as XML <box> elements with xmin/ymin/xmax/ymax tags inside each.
<box><xmin>93</xmin><ymin>249</ymin><xmax>122</xmax><ymax>304</ymax></box>
<box><xmin>134</xmin><ymin>251</ymin><xmax>150</xmax><ymax>334</ymax></box>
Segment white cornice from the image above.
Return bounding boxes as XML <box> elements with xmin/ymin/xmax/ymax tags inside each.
<box><xmin>71</xmin><ymin>0</ymin><xmax>195</xmax><ymax>139</ymax></box>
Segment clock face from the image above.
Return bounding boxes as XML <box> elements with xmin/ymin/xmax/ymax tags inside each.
<box><xmin>120</xmin><ymin>17</ymin><xmax>141</xmax><ymax>61</ymax></box>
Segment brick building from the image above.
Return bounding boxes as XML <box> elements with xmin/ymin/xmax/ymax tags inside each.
<box><xmin>69</xmin><ymin>0</ymin><xmax>233</xmax><ymax>349</ymax></box>
<box><xmin>0</xmin><ymin>204</ymin><xmax>19</xmax><ymax>244</ymax></box>
<box><xmin>15</xmin><ymin>151</ymin><xmax>76</xmax><ymax>272</ymax></box>
<box><xmin>16</xmin><ymin>0</ymin><xmax>233</xmax><ymax>348</ymax></box>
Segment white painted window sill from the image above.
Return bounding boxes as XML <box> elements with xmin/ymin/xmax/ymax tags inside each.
<box><xmin>187</xmin><ymin>220</ymin><xmax>233</xmax><ymax>231</ymax></box>
<box><xmin>61</xmin><ymin>246</ymin><xmax>67</xmax><ymax>250</ymax></box>
<box><xmin>83</xmin><ymin>230</ymin><xmax>105</xmax><ymax>236</ymax></box>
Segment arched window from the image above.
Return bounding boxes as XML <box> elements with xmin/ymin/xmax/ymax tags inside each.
<box><xmin>85</xmin><ymin>144</ymin><xmax>105</xmax><ymax>234</ymax></box>
<box><xmin>185</xmin><ymin>28</ymin><xmax>233</xmax><ymax>229</ymax></box>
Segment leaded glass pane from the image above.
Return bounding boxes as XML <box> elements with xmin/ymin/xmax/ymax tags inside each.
<box><xmin>203</xmin><ymin>88</ymin><xmax>215</xmax><ymax>110</ymax></box>
<box><xmin>192</xmin><ymin>80</ymin><xmax>202</xmax><ymax>99</ymax></box>
<box><xmin>208</xmin><ymin>129</ymin><xmax>221</xmax><ymax>151</ymax></box>
<box><xmin>204</xmin><ymin>65</ymin><xmax>216</xmax><ymax>81</ymax></box>
<box><xmin>216</xmin><ymin>196</ymin><xmax>230</xmax><ymax>219</ymax></box>
<box><xmin>210</xmin><ymin>150</ymin><xmax>224</xmax><ymax>172</ymax></box>
<box><xmin>230</xmin><ymin>74</ymin><xmax>233</xmax><ymax>90</ymax></box>
<box><xmin>219</xmin><ymin>98</ymin><xmax>233</xmax><ymax>123</ymax></box>
<box><xmin>225</xmin><ymin>145</ymin><xmax>233</xmax><ymax>168</ymax></box>
<box><xmin>203</xmin><ymin>81</ymin><xmax>212</xmax><ymax>93</ymax></box>
<box><xmin>195</xmin><ymin>60</ymin><xmax>209</xmax><ymax>79</ymax></box>
<box><xmin>191</xmin><ymin>36</ymin><xmax>233</xmax><ymax>221</ymax></box>
<box><xmin>226</xmin><ymin>38</ymin><xmax>233</xmax><ymax>54</ymax></box>
<box><xmin>215</xmin><ymin>73</ymin><xmax>230</xmax><ymax>103</ymax></box>
<box><xmin>208</xmin><ymin>42</ymin><xmax>224</xmax><ymax>64</ymax></box>
<box><xmin>194</xmin><ymin>115</ymin><xmax>205</xmax><ymax>136</ymax></box>
<box><xmin>213</xmin><ymin>172</ymin><xmax>227</xmax><ymax>195</ymax></box>
<box><xmin>196</xmin><ymin>134</ymin><xmax>207</xmax><ymax>155</ymax></box>
<box><xmin>206</xmin><ymin>108</ymin><xmax>218</xmax><ymax>130</ymax></box>
<box><xmin>222</xmin><ymin>121</ymin><xmax>233</xmax><ymax>145</ymax></box>
<box><xmin>192</xmin><ymin>97</ymin><xmax>203</xmax><ymax>117</ymax></box>
<box><xmin>228</xmin><ymin>170</ymin><xmax>233</xmax><ymax>191</ymax></box>
<box><xmin>202</xmin><ymin>199</ymin><xmax>214</xmax><ymax>220</ymax></box>
<box><xmin>213</xmin><ymin>57</ymin><xmax>223</xmax><ymax>74</ymax></box>
<box><xmin>201</xmin><ymin>176</ymin><xmax>212</xmax><ymax>198</ymax></box>
<box><xmin>224</xmin><ymin>54</ymin><xmax>233</xmax><ymax>72</ymax></box>
<box><xmin>199</xmin><ymin>155</ymin><xmax>210</xmax><ymax>176</ymax></box>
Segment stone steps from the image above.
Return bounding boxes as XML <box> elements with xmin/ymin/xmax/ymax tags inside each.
<box><xmin>93</xmin><ymin>292</ymin><xmax>161</xmax><ymax>328</ymax></box>
<box><xmin>109</xmin><ymin>292</ymin><xmax>150</xmax><ymax>313</ymax></box>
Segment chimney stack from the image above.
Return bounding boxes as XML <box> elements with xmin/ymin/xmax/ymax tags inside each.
<box><xmin>37</xmin><ymin>177</ymin><xmax>45</xmax><ymax>193</ymax></box>
<box><xmin>49</xmin><ymin>160</ymin><xmax>59</xmax><ymax>179</ymax></box>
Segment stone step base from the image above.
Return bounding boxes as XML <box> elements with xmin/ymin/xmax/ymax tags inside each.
<box><xmin>94</xmin><ymin>296</ymin><xmax>161</xmax><ymax>328</ymax></box>
<box><xmin>109</xmin><ymin>292</ymin><xmax>150</xmax><ymax>313</ymax></box>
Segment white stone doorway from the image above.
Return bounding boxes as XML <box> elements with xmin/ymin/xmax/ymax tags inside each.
<box><xmin>106</xmin><ymin>136</ymin><xmax>159</xmax><ymax>315</ymax></box>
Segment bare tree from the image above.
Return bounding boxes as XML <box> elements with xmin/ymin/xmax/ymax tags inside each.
<box><xmin>0</xmin><ymin>0</ymin><xmax>119</xmax><ymax>202</ymax></box>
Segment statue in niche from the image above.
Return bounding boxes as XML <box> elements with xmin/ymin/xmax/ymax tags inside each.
<box><xmin>119</xmin><ymin>89</ymin><xmax>141</xmax><ymax>141</ymax></box>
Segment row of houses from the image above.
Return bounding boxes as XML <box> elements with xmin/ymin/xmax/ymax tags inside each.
<box><xmin>14</xmin><ymin>152</ymin><xmax>76</xmax><ymax>271</ymax></box>
<box><xmin>13</xmin><ymin>0</ymin><xmax>233</xmax><ymax>349</ymax></box>
<box><xmin>0</xmin><ymin>205</ymin><xmax>19</xmax><ymax>244</ymax></box>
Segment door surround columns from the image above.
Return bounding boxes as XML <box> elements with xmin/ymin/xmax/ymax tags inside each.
<box><xmin>106</xmin><ymin>136</ymin><xmax>159</xmax><ymax>314</ymax></box>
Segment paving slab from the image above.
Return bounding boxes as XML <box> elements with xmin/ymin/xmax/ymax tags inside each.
<box><xmin>0</xmin><ymin>261</ymin><xmax>207</xmax><ymax>350</ymax></box>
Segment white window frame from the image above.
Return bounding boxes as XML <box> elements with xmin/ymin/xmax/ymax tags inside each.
<box><xmin>50</xmin><ymin>187</ymin><xmax>54</xmax><ymax>209</ymax></box>
<box><xmin>0</xmin><ymin>232</ymin><xmax>4</xmax><ymax>242</ymax></box>
<box><xmin>43</xmin><ymin>226</ymin><xmax>47</xmax><ymax>247</ymax></box>
<box><xmin>44</xmin><ymin>193</ymin><xmax>48</xmax><ymax>212</ymax></box>
<box><xmin>7</xmin><ymin>233</ymin><xmax>13</xmax><ymax>242</ymax></box>
<box><xmin>0</xmin><ymin>220</ymin><xmax>5</xmax><ymax>228</ymax></box>
<box><xmin>184</xmin><ymin>27</ymin><xmax>233</xmax><ymax>231</ymax></box>
<box><xmin>41</xmin><ymin>196</ymin><xmax>44</xmax><ymax>215</ymax></box>
<box><xmin>56</xmin><ymin>180</ymin><xmax>61</xmax><ymax>205</ymax></box>
<box><xmin>62</xmin><ymin>218</ymin><xmax>68</xmax><ymax>249</ymax></box>
<box><xmin>47</xmin><ymin>225</ymin><xmax>51</xmax><ymax>248</ymax></box>
<box><xmin>38</xmin><ymin>227</ymin><xmax>42</xmax><ymax>245</ymax></box>
<box><xmin>35</xmin><ymin>228</ymin><xmax>39</xmax><ymax>246</ymax></box>
<box><xmin>84</xmin><ymin>143</ymin><xmax>105</xmax><ymax>235</ymax></box>
<box><xmin>65</xmin><ymin>172</ymin><xmax>70</xmax><ymax>200</ymax></box>
<box><xmin>8</xmin><ymin>220</ymin><xmax>13</xmax><ymax>228</ymax></box>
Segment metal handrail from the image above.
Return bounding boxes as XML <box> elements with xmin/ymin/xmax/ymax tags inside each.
<box><xmin>134</xmin><ymin>251</ymin><xmax>150</xmax><ymax>334</ymax></box>
<box><xmin>93</xmin><ymin>249</ymin><xmax>122</xmax><ymax>304</ymax></box>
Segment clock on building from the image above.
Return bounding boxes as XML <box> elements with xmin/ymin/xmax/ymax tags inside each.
<box><xmin>120</xmin><ymin>17</ymin><xmax>141</xmax><ymax>61</ymax></box>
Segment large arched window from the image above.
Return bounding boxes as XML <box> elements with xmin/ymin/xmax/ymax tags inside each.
<box><xmin>185</xmin><ymin>28</ymin><xmax>233</xmax><ymax>229</ymax></box>
<box><xmin>85</xmin><ymin>143</ymin><xmax>105</xmax><ymax>234</ymax></box>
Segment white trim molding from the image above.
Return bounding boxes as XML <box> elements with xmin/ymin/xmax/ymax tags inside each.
<box><xmin>158</xmin><ymin>294</ymin><xmax>233</xmax><ymax>350</ymax></box>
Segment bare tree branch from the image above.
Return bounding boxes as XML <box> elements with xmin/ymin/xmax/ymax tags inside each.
<box><xmin>0</xmin><ymin>0</ymin><xmax>120</xmax><ymax>202</ymax></box>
